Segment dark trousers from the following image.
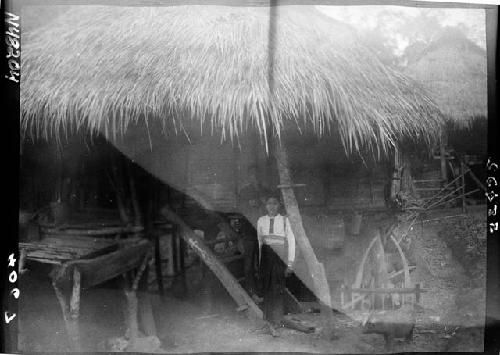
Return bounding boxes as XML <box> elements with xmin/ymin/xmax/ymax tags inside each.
<box><xmin>259</xmin><ymin>244</ymin><xmax>286</xmax><ymax>325</ymax></box>
<box><xmin>242</xmin><ymin>239</ymin><xmax>257</xmax><ymax>295</ymax></box>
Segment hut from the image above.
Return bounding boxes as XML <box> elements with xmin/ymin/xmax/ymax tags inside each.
<box><xmin>20</xmin><ymin>4</ymin><xmax>443</xmax><ymax>325</ymax></box>
<box><xmin>21</xmin><ymin>5</ymin><xmax>442</xmax><ymax>210</ymax></box>
<box><xmin>405</xmin><ymin>27</ymin><xmax>487</xmax><ymax>128</ymax></box>
<box><xmin>404</xmin><ymin>27</ymin><xmax>487</xmax><ymax>198</ymax></box>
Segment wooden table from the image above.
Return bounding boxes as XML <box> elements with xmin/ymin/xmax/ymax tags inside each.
<box><xmin>20</xmin><ymin>231</ymin><xmax>152</xmax><ymax>351</ymax></box>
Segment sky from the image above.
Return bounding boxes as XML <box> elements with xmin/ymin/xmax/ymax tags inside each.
<box><xmin>317</xmin><ymin>6</ymin><xmax>486</xmax><ymax>57</ymax></box>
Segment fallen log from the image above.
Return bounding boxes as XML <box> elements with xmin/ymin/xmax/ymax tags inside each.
<box><xmin>282</xmin><ymin>316</ymin><xmax>316</xmax><ymax>334</ymax></box>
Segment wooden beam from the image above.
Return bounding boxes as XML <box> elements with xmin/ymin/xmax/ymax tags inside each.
<box><xmin>284</xmin><ymin>288</ymin><xmax>303</xmax><ymax>314</ymax></box>
<box><xmin>388</xmin><ymin>266</ymin><xmax>416</xmax><ymax>279</ymax></box>
<box><xmin>460</xmin><ymin>161</ymin><xmax>467</xmax><ymax>213</ymax></box>
<box><xmin>160</xmin><ymin>205</ymin><xmax>263</xmax><ymax>320</ymax></box>
<box><xmin>346</xmin><ymin>287</ymin><xmax>427</xmax><ymax>294</ymax></box>
<box><xmin>273</xmin><ymin>140</ymin><xmax>335</xmax><ymax>334</ymax></box>
<box><xmin>40</xmin><ymin>225</ymin><xmax>144</xmax><ymax>236</ymax></box>
<box><xmin>463</xmin><ymin>166</ymin><xmax>487</xmax><ymax>192</ymax></box>
<box><xmin>20</xmin><ymin>0</ymin><xmax>495</xmax><ymax>8</ymax></box>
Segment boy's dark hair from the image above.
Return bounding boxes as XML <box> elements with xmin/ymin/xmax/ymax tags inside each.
<box><xmin>264</xmin><ymin>192</ymin><xmax>281</xmax><ymax>203</ymax></box>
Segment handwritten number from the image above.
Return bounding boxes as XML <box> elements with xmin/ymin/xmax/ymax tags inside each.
<box><xmin>487</xmin><ymin>158</ymin><xmax>498</xmax><ymax>171</ymax></box>
<box><xmin>4</xmin><ymin>312</ymin><xmax>16</xmax><ymax>324</ymax></box>
<box><xmin>8</xmin><ymin>271</ymin><xmax>17</xmax><ymax>283</ymax></box>
<box><xmin>8</xmin><ymin>253</ymin><xmax>16</xmax><ymax>267</ymax></box>
<box><xmin>10</xmin><ymin>288</ymin><xmax>19</xmax><ymax>299</ymax></box>
<box><xmin>486</xmin><ymin>191</ymin><xmax>498</xmax><ymax>202</ymax></box>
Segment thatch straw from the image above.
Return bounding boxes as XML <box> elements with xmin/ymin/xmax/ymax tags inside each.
<box><xmin>405</xmin><ymin>27</ymin><xmax>487</xmax><ymax>128</ymax></box>
<box><xmin>21</xmin><ymin>5</ymin><xmax>442</xmax><ymax>154</ymax></box>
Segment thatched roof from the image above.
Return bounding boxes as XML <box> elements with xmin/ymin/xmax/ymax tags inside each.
<box><xmin>21</xmin><ymin>5</ymin><xmax>443</xmax><ymax>154</ymax></box>
<box><xmin>404</xmin><ymin>27</ymin><xmax>487</xmax><ymax>127</ymax></box>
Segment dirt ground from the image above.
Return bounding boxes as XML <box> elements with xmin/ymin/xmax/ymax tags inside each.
<box><xmin>18</xmin><ymin>206</ymin><xmax>486</xmax><ymax>353</ymax></box>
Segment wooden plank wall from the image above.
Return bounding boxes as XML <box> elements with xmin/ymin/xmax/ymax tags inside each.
<box><xmin>186</xmin><ymin>135</ymin><xmax>238</xmax><ymax>212</ymax></box>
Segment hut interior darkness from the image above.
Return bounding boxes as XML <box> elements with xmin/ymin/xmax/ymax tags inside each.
<box><xmin>18</xmin><ymin>4</ymin><xmax>493</xmax><ymax>354</ymax></box>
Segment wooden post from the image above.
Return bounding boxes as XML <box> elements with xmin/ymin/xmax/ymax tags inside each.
<box><xmin>123</xmin><ymin>288</ymin><xmax>139</xmax><ymax>347</ymax></box>
<box><xmin>123</xmin><ymin>252</ymin><xmax>152</xmax><ymax>347</ymax></box>
<box><xmin>273</xmin><ymin>140</ymin><xmax>334</xmax><ymax>336</ymax></box>
<box><xmin>172</xmin><ymin>225</ymin><xmax>178</xmax><ymax>275</ymax></box>
<box><xmin>136</xmin><ymin>255</ymin><xmax>157</xmax><ymax>337</ymax></box>
<box><xmin>70</xmin><ymin>268</ymin><xmax>81</xmax><ymax>320</ymax></box>
<box><xmin>138</xmin><ymin>291</ymin><xmax>157</xmax><ymax>336</ymax></box>
<box><xmin>439</xmin><ymin>132</ymin><xmax>448</xmax><ymax>186</ymax></box>
<box><xmin>460</xmin><ymin>161</ymin><xmax>466</xmax><ymax>213</ymax></box>
<box><xmin>153</xmin><ymin>232</ymin><xmax>164</xmax><ymax>295</ymax></box>
<box><xmin>51</xmin><ymin>277</ymin><xmax>81</xmax><ymax>351</ymax></box>
<box><xmin>415</xmin><ymin>283</ymin><xmax>421</xmax><ymax>304</ymax></box>
<box><xmin>148</xmin><ymin>181</ymin><xmax>164</xmax><ymax>295</ymax></box>
<box><xmin>390</xmin><ymin>145</ymin><xmax>402</xmax><ymax>201</ymax></box>
<box><xmin>19</xmin><ymin>249</ymin><xmax>27</xmax><ymax>274</ymax></box>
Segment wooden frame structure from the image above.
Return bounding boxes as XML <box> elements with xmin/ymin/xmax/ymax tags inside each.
<box><xmin>19</xmin><ymin>227</ymin><xmax>154</xmax><ymax>351</ymax></box>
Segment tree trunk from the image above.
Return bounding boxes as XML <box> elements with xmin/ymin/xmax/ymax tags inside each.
<box><xmin>272</xmin><ymin>140</ymin><xmax>335</xmax><ymax>336</ymax></box>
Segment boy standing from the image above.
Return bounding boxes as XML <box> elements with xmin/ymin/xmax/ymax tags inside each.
<box><xmin>257</xmin><ymin>195</ymin><xmax>296</xmax><ymax>334</ymax></box>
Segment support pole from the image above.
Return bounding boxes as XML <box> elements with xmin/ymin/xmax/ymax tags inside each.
<box><xmin>69</xmin><ymin>268</ymin><xmax>81</xmax><ymax>320</ymax></box>
<box><xmin>273</xmin><ymin>140</ymin><xmax>334</xmax><ymax>337</ymax></box>
<box><xmin>154</xmin><ymin>233</ymin><xmax>164</xmax><ymax>295</ymax></box>
<box><xmin>460</xmin><ymin>161</ymin><xmax>466</xmax><ymax>213</ymax></box>
<box><xmin>123</xmin><ymin>252</ymin><xmax>152</xmax><ymax>348</ymax></box>
<box><xmin>439</xmin><ymin>132</ymin><xmax>448</xmax><ymax>186</ymax></box>
<box><xmin>123</xmin><ymin>287</ymin><xmax>139</xmax><ymax>348</ymax></box>
<box><xmin>52</xmin><ymin>276</ymin><xmax>81</xmax><ymax>351</ymax></box>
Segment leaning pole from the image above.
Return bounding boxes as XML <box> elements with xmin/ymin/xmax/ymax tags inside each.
<box><xmin>273</xmin><ymin>139</ymin><xmax>335</xmax><ymax>337</ymax></box>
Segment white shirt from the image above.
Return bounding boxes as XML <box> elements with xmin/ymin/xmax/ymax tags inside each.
<box><xmin>257</xmin><ymin>214</ymin><xmax>296</xmax><ymax>267</ymax></box>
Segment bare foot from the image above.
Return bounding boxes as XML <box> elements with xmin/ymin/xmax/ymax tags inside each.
<box><xmin>269</xmin><ymin>324</ymin><xmax>280</xmax><ymax>337</ymax></box>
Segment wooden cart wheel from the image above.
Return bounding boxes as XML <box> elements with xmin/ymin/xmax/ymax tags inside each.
<box><xmin>350</xmin><ymin>227</ymin><xmax>412</xmax><ymax>310</ymax></box>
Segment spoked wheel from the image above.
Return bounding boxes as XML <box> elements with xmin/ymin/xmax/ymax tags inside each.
<box><xmin>351</xmin><ymin>227</ymin><xmax>413</xmax><ymax>311</ymax></box>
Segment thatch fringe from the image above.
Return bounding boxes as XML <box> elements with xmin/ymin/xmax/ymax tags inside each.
<box><xmin>21</xmin><ymin>5</ymin><xmax>443</xmax><ymax>153</ymax></box>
